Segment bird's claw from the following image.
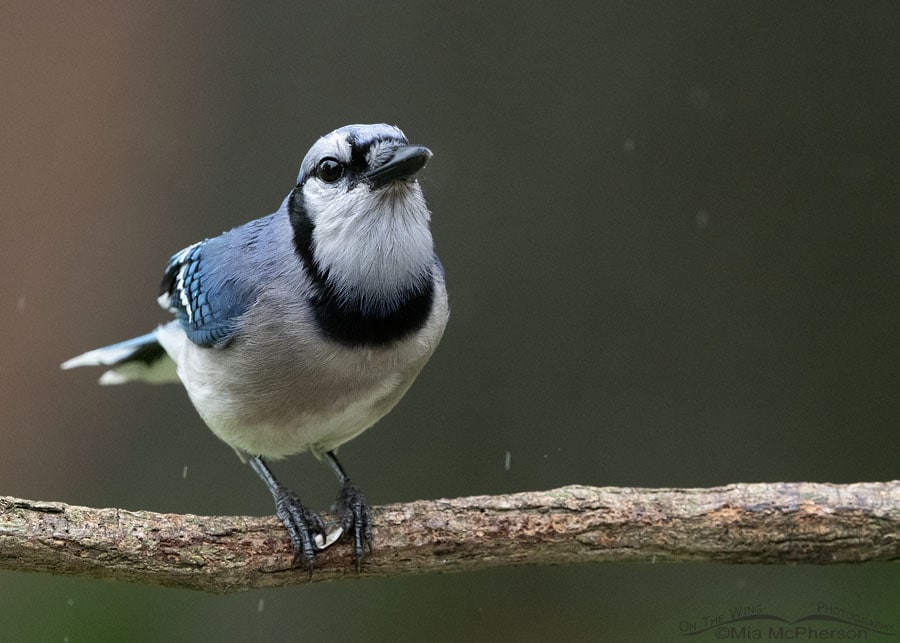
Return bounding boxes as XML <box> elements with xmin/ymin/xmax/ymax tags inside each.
<box><xmin>335</xmin><ymin>478</ymin><xmax>373</xmax><ymax>571</ymax></box>
<box><xmin>273</xmin><ymin>485</ymin><xmax>327</xmax><ymax>576</ymax></box>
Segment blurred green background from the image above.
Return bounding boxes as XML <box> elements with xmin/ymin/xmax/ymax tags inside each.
<box><xmin>2</xmin><ymin>2</ymin><xmax>898</xmax><ymax>641</ymax></box>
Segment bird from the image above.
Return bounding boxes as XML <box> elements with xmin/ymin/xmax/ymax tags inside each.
<box><xmin>61</xmin><ymin>123</ymin><xmax>449</xmax><ymax>573</ymax></box>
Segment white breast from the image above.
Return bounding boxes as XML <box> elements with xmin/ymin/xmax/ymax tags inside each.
<box><xmin>156</xmin><ymin>277</ymin><xmax>449</xmax><ymax>459</ymax></box>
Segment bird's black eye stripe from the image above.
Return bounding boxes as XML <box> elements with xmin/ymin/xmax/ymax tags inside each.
<box><xmin>316</xmin><ymin>157</ymin><xmax>344</xmax><ymax>183</ymax></box>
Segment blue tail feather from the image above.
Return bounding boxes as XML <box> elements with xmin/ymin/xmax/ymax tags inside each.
<box><xmin>61</xmin><ymin>331</ymin><xmax>177</xmax><ymax>385</ymax></box>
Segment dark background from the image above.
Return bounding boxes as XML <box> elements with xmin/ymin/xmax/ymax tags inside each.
<box><xmin>2</xmin><ymin>2</ymin><xmax>898</xmax><ymax>640</ymax></box>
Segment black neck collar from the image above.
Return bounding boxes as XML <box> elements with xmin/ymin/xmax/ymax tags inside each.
<box><xmin>287</xmin><ymin>188</ymin><xmax>435</xmax><ymax>347</ymax></box>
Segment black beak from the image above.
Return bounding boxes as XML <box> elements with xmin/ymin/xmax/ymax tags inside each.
<box><xmin>365</xmin><ymin>145</ymin><xmax>432</xmax><ymax>189</ymax></box>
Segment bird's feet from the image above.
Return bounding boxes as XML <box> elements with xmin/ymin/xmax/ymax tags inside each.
<box><xmin>335</xmin><ymin>478</ymin><xmax>373</xmax><ymax>571</ymax></box>
<box><xmin>272</xmin><ymin>484</ymin><xmax>328</xmax><ymax>575</ymax></box>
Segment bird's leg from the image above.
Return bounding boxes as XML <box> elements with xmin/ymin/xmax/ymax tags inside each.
<box><xmin>325</xmin><ymin>451</ymin><xmax>373</xmax><ymax>571</ymax></box>
<box><xmin>249</xmin><ymin>455</ymin><xmax>326</xmax><ymax>576</ymax></box>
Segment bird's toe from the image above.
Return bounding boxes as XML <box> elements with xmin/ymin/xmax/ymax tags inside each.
<box><xmin>335</xmin><ymin>479</ymin><xmax>373</xmax><ymax>571</ymax></box>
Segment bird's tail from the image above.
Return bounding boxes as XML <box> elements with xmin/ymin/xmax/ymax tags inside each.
<box><xmin>61</xmin><ymin>331</ymin><xmax>178</xmax><ymax>385</ymax></box>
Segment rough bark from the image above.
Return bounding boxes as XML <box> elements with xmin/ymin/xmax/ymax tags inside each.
<box><xmin>1</xmin><ymin>481</ymin><xmax>897</xmax><ymax>593</ymax></box>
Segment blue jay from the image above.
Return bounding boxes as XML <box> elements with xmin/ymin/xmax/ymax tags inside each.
<box><xmin>62</xmin><ymin>123</ymin><xmax>449</xmax><ymax>572</ymax></box>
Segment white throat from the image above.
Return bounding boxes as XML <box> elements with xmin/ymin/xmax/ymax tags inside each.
<box><xmin>306</xmin><ymin>181</ymin><xmax>434</xmax><ymax>313</ymax></box>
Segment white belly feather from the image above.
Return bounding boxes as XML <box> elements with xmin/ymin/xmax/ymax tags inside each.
<box><xmin>155</xmin><ymin>279</ymin><xmax>448</xmax><ymax>459</ymax></box>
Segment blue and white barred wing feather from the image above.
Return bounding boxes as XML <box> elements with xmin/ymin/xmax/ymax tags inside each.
<box><xmin>62</xmin><ymin>231</ymin><xmax>260</xmax><ymax>384</ymax></box>
<box><xmin>157</xmin><ymin>235</ymin><xmax>260</xmax><ymax>348</ymax></box>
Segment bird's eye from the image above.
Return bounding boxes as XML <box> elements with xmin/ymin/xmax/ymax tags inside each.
<box><xmin>316</xmin><ymin>158</ymin><xmax>344</xmax><ymax>183</ymax></box>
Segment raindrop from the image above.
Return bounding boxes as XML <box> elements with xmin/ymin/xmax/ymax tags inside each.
<box><xmin>695</xmin><ymin>210</ymin><xmax>710</xmax><ymax>229</ymax></box>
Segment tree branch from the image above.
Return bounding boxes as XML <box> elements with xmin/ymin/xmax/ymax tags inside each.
<box><xmin>1</xmin><ymin>481</ymin><xmax>897</xmax><ymax>593</ymax></box>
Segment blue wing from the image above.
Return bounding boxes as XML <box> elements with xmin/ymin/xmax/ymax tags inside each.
<box><xmin>158</xmin><ymin>237</ymin><xmax>257</xmax><ymax>348</ymax></box>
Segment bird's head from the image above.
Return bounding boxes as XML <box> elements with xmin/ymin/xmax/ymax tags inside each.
<box><xmin>297</xmin><ymin>123</ymin><xmax>431</xmax><ymax>193</ymax></box>
<box><xmin>288</xmin><ymin>124</ymin><xmax>436</xmax><ymax>310</ymax></box>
